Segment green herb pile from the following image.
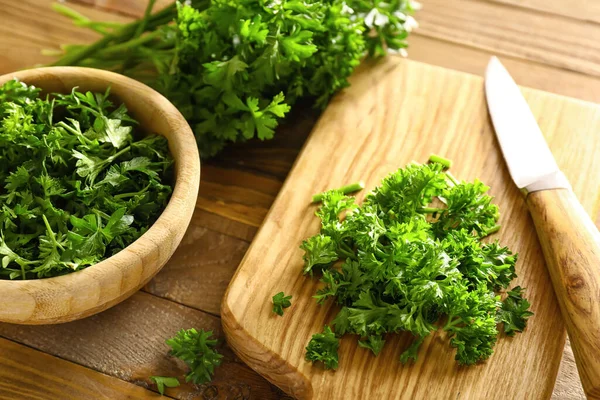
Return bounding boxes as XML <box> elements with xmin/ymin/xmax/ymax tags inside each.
<box><xmin>51</xmin><ymin>0</ymin><xmax>418</xmax><ymax>157</ymax></box>
<box><xmin>301</xmin><ymin>159</ymin><xmax>533</xmax><ymax>368</ymax></box>
<box><xmin>0</xmin><ymin>79</ymin><xmax>173</xmax><ymax>280</ymax></box>
<box><xmin>151</xmin><ymin>328</ymin><xmax>223</xmax><ymax>394</ymax></box>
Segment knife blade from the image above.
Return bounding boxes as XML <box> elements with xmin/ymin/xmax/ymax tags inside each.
<box><xmin>484</xmin><ymin>56</ymin><xmax>570</xmax><ymax>193</ymax></box>
<box><xmin>485</xmin><ymin>56</ymin><xmax>600</xmax><ymax>399</ymax></box>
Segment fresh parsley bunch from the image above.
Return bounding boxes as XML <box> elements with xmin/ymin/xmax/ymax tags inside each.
<box><xmin>51</xmin><ymin>0</ymin><xmax>419</xmax><ymax>157</ymax></box>
<box><xmin>302</xmin><ymin>160</ymin><xmax>533</xmax><ymax>368</ymax></box>
<box><xmin>0</xmin><ymin>79</ymin><xmax>173</xmax><ymax>280</ymax></box>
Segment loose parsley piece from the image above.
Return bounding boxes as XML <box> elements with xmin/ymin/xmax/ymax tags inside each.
<box><xmin>301</xmin><ymin>157</ymin><xmax>532</xmax><ymax>368</ymax></box>
<box><xmin>50</xmin><ymin>0</ymin><xmax>418</xmax><ymax>157</ymax></box>
<box><xmin>497</xmin><ymin>286</ymin><xmax>534</xmax><ymax>336</ymax></box>
<box><xmin>272</xmin><ymin>292</ymin><xmax>293</xmax><ymax>316</ymax></box>
<box><xmin>0</xmin><ymin>79</ymin><xmax>173</xmax><ymax>280</ymax></box>
<box><xmin>149</xmin><ymin>376</ymin><xmax>180</xmax><ymax>395</ymax></box>
<box><xmin>305</xmin><ymin>325</ymin><xmax>340</xmax><ymax>370</ymax></box>
<box><xmin>166</xmin><ymin>329</ymin><xmax>223</xmax><ymax>385</ymax></box>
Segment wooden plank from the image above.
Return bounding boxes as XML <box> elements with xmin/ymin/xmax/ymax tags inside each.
<box><xmin>408</xmin><ymin>34</ymin><xmax>600</xmax><ymax>103</ymax></box>
<box><xmin>192</xmin><ymin>209</ymin><xmax>258</xmax><ymax>242</ymax></box>
<box><xmin>554</xmin><ymin>340</ymin><xmax>586</xmax><ymax>399</ymax></box>
<box><xmin>417</xmin><ymin>0</ymin><xmax>600</xmax><ymax>77</ymax></box>
<box><xmin>0</xmin><ymin>338</ymin><xmax>163</xmax><ymax>399</ymax></box>
<box><xmin>0</xmin><ymin>0</ymin><xmax>129</xmax><ymax>73</ymax></box>
<box><xmin>490</xmin><ymin>0</ymin><xmax>600</xmax><ymax>25</ymax></box>
<box><xmin>145</xmin><ymin>225</ymin><xmax>249</xmax><ymax>315</ymax></box>
<box><xmin>198</xmin><ymin>166</ymin><xmax>281</xmax><ymax>228</ymax></box>
<box><xmin>222</xmin><ymin>57</ymin><xmax>600</xmax><ymax>399</ymax></box>
<box><xmin>0</xmin><ymin>292</ymin><xmax>286</xmax><ymax>399</ymax></box>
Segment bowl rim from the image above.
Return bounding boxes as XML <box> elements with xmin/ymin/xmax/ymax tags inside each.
<box><xmin>0</xmin><ymin>66</ymin><xmax>200</xmax><ymax>323</ymax></box>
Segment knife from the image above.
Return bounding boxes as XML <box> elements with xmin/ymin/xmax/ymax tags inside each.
<box><xmin>485</xmin><ymin>56</ymin><xmax>600</xmax><ymax>399</ymax></box>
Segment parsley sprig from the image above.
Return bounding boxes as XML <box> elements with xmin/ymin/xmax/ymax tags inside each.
<box><xmin>0</xmin><ymin>79</ymin><xmax>173</xmax><ymax>280</ymax></box>
<box><xmin>302</xmin><ymin>159</ymin><xmax>533</xmax><ymax>367</ymax></box>
<box><xmin>149</xmin><ymin>376</ymin><xmax>180</xmax><ymax>395</ymax></box>
<box><xmin>50</xmin><ymin>0</ymin><xmax>419</xmax><ymax>157</ymax></box>
<box><xmin>305</xmin><ymin>325</ymin><xmax>340</xmax><ymax>370</ymax></box>
<box><xmin>272</xmin><ymin>292</ymin><xmax>293</xmax><ymax>316</ymax></box>
<box><xmin>166</xmin><ymin>329</ymin><xmax>223</xmax><ymax>385</ymax></box>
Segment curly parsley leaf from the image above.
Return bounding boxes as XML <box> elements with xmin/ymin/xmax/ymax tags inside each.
<box><xmin>300</xmin><ymin>234</ymin><xmax>339</xmax><ymax>275</ymax></box>
<box><xmin>305</xmin><ymin>325</ymin><xmax>340</xmax><ymax>370</ymax></box>
<box><xmin>400</xmin><ymin>335</ymin><xmax>426</xmax><ymax>364</ymax></box>
<box><xmin>166</xmin><ymin>329</ymin><xmax>223</xmax><ymax>385</ymax></box>
<box><xmin>497</xmin><ymin>286</ymin><xmax>534</xmax><ymax>336</ymax></box>
<box><xmin>358</xmin><ymin>335</ymin><xmax>386</xmax><ymax>356</ymax></box>
<box><xmin>272</xmin><ymin>291</ymin><xmax>293</xmax><ymax>316</ymax></box>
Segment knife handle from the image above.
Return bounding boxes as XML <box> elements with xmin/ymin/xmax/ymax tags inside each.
<box><xmin>527</xmin><ymin>188</ymin><xmax>600</xmax><ymax>399</ymax></box>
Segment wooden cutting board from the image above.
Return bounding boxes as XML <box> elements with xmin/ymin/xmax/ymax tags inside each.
<box><xmin>222</xmin><ymin>57</ymin><xmax>600</xmax><ymax>399</ymax></box>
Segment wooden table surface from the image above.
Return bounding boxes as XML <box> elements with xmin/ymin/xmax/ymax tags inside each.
<box><xmin>0</xmin><ymin>1</ymin><xmax>598</xmax><ymax>399</ymax></box>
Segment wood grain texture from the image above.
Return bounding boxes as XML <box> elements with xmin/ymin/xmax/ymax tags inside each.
<box><xmin>198</xmin><ymin>166</ymin><xmax>281</xmax><ymax>228</ymax></box>
<box><xmin>0</xmin><ymin>67</ymin><xmax>200</xmax><ymax>325</ymax></box>
<box><xmin>408</xmin><ymin>34</ymin><xmax>600</xmax><ymax>104</ymax></box>
<box><xmin>0</xmin><ymin>291</ymin><xmax>287</xmax><ymax>399</ymax></box>
<box><xmin>222</xmin><ymin>57</ymin><xmax>600</xmax><ymax>399</ymax></box>
<box><xmin>0</xmin><ymin>0</ymin><xmax>129</xmax><ymax>72</ymax></box>
<box><xmin>527</xmin><ymin>189</ymin><xmax>600</xmax><ymax>398</ymax></box>
<box><xmin>0</xmin><ymin>338</ymin><xmax>163</xmax><ymax>399</ymax></box>
<box><xmin>417</xmin><ymin>0</ymin><xmax>600</xmax><ymax>77</ymax></box>
<box><xmin>145</xmin><ymin>225</ymin><xmax>249</xmax><ymax>315</ymax></box>
<box><xmin>490</xmin><ymin>0</ymin><xmax>600</xmax><ymax>24</ymax></box>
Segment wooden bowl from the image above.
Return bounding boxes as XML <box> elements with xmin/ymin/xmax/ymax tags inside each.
<box><xmin>0</xmin><ymin>67</ymin><xmax>200</xmax><ymax>325</ymax></box>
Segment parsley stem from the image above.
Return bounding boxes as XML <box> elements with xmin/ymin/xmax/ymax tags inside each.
<box><xmin>443</xmin><ymin>316</ymin><xmax>461</xmax><ymax>331</ymax></box>
<box><xmin>312</xmin><ymin>181</ymin><xmax>365</xmax><ymax>203</ymax></box>
<box><xmin>109</xmin><ymin>146</ymin><xmax>132</xmax><ymax>162</ymax></box>
<box><xmin>95</xmin><ymin>30</ymin><xmax>164</xmax><ymax>58</ymax></box>
<box><xmin>420</xmin><ymin>207</ymin><xmax>444</xmax><ymax>214</ymax></box>
<box><xmin>429</xmin><ymin>154</ymin><xmax>452</xmax><ymax>168</ymax></box>
<box><xmin>483</xmin><ymin>224</ymin><xmax>501</xmax><ymax>237</ymax></box>
<box><xmin>338</xmin><ymin>246</ymin><xmax>356</xmax><ymax>260</ymax></box>
<box><xmin>51</xmin><ymin>3</ymin><xmax>176</xmax><ymax>66</ymax></box>
<box><xmin>134</xmin><ymin>0</ymin><xmax>157</xmax><ymax>38</ymax></box>
<box><xmin>114</xmin><ymin>184</ymin><xmax>150</xmax><ymax>199</ymax></box>
<box><xmin>446</xmin><ymin>171</ymin><xmax>459</xmax><ymax>186</ymax></box>
<box><xmin>53</xmin><ymin>4</ymin><xmax>109</xmax><ymax>35</ymax></box>
<box><xmin>42</xmin><ymin>215</ymin><xmax>65</xmax><ymax>251</ymax></box>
